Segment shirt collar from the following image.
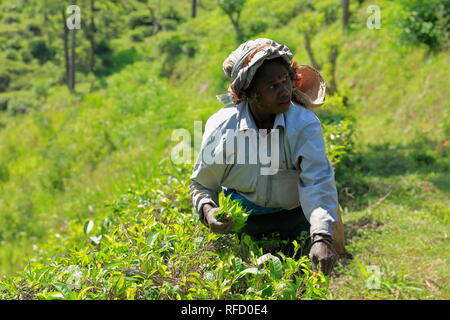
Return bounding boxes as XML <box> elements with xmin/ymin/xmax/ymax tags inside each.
<box><xmin>238</xmin><ymin>101</ymin><xmax>286</xmax><ymax>131</ymax></box>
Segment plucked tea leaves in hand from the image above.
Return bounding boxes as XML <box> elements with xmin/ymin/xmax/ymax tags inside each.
<box><xmin>214</xmin><ymin>194</ymin><xmax>250</xmax><ymax>233</ymax></box>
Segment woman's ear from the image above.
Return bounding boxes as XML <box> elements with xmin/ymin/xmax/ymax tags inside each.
<box><xmin>241</xmin><ymin>89</ymin><xmax>252</xmax><ymax>101</ymax></box>
<box><xmin>288</xmin><ymin>68</ymin><xmax>296</xmax><ymax>81</ymax></box>
<box><xmin>244</xmin><ymin>90</ymin><xmax>262</xmax><ymax>108</ymax></box>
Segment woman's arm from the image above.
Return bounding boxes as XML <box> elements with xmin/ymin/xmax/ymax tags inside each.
<box><xmin>189</xmin><ymin>119</ymin><xmax>233</xmax><ymax>231</ymax></box>
<box><xmin>293</xmin><ymin>118</ymin><xmax>339</xmax><ymax>275</ymax></box>
<box><xmin>189</xmin><ymin>180</ymin><xmax>219</xmax><ymax>224</ymax></box>
<box><xmin>294</xmin><ymin>119</ymin><xmax>339</xmax><ymax>238</ymax></box>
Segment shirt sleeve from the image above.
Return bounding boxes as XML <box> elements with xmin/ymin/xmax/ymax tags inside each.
<box><xmin>294</xmin><ymin>119</ymin><xmax>338</xmax><ymax>237</ymax></box>
<box><xmin>189</xmin><ymin>122</ymin><xmax>228</xmax><ymax>220</ymax></box>
<box><xmin>189</xmin><ymin>180</ymin><xmax>219</xmax><ymax>222</ymax></box>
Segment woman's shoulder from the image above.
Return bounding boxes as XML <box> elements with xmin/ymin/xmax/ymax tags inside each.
<box><xmin>204</xmin><ymin>103</ymin><xmax>241</xmax><ymax>135</ymax></box>
<box><xmin>285</xmin><ymin>101</ymin><xmax>321</xmax><ymax>129</ymax></box>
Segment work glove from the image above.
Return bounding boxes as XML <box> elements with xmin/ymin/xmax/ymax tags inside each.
<box><xmin>309</xmin><ymin>233</ymin><xmax>338</xmax><ymax>276</ymax></box>
<box><xmin>202</xmin><ymin>206</ymin><xmax>234</xmax><ymax>234</ymax></box>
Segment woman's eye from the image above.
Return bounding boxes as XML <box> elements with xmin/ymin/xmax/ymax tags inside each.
<box><xmin>268</xmin><ymin>75</ymin><xmax>289</xmax><ymax>89</ymax></box>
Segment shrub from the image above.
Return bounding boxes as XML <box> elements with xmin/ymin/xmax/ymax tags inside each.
<box><xmin>161</xmin><ymin>6</ymin><xmax>185</xmax><ymax>23</ymax></box>
<box><xmin>0</xmin><ymin>95</ymin><xmax>9</xmax><ymax>111</ymax></box>
<box><xmin>0</xmin><ymin>163</ymin><xmax>329</xmax><ymax>300</ymax></box>
<box><xmin>160</xmin><ymin>19</ymin><xmax>178</xmax><ymax>31</ymax></box>
<box><xmin>128</xmin><ymin>11</ymin><xmax>154</xmax><ymax>29</ymax></box>
<box><xmin>95</xmin><ymin>43</ymin><xmax>140</xmax><ymax>76</ymax></box>
<box><xmin>0</xmin><ymin>73</ymin><xmax>11</xmax><ymax>92</ymax></box>
<box><xmin>130</xmin><ymin>29</ymin><xmax>145</xmax><ymax>42</ymax></box>
<box><xmin>5</xmin><ymin>50</ymin><xmax>20</xmax><ymax>61</ymax></box>
<box><xmin>110</xmin><ymin>48</ymin><xmax>140</xmax><ymax>73</ymax></box>
<box><xmin>32</xmin><ymin>80</ymin><xmax>51</xmax><ymax>100</ymax></box>
<box><xmin>0</xmin><ymin>163</ymin><xmax>9</xmax><ymax>183</ymax></box>
<box><xmin>93</xmin><ymin>41</ymin><xmax>114</xmax><ymax>76</ymax></box>
<box><xmin>158</xmin><ymin>32</ymin><xmax>197</xmax><ymax>57</ymax></box>
<box><xmin>27</xmin><ymin>22</ymin><xmax>42</xmax><ymax>36</ymax></box>
<box><xmin>411</xmin><ymin>149</ymin><xmax>437</xmax><ymax>167</ymax></box>
<box><xmin>247</xmin><ymin>18</ymin><xmax>269</xmax><ymax>37</ymax></box>
<box><xmin>317</xmin><ymin>93</ymin><xmax>355</xmax><ymax>166</ymax></box>
<box><xmin>7</xmin><ymin>97</ymin><xmax>36</xmax><ymax>115</ymax></box>
<box><xmin>399</xmin><ymin>0</ymin><xmax>450</xmax><ymax>51</ymax></box>
<box><xmin>4</xmin><ymin>14</ymin><xmax>20</xmax><ymax>24</ymax></box>
<box><xmin>21</xmin><ymin>50</ymin><xmax>33</xmax><ymax>63</ymax></box>
<box><xmin>158</xmin><ymin>32</ymin><xmax>198</xmax><ymax>77</ymax></box>
<box><xmin>29</xmin><ymin>38</ymin><xmax>55</xmax><ymax>64</ymax></box>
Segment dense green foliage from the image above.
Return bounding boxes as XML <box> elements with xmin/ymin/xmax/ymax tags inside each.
<box><xmin>0</xmin><ymin>0</ymin><xmax>448</xmax><ymax>299</ymax></box>
<box><xmin>0</xmin><ymin>163</ymin><xmax>328</xmax><ymax>300</ymax></box>
<box><xmin>398</xmin><ymin>0</ymin><xmax>449</xmax><ymax>51</ymax></box>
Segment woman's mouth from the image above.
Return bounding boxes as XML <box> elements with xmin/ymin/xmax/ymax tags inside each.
<box><xmin>278</xmin><ymin>99</ymin><xmax>291</xmax><ymax>107</ymax></box>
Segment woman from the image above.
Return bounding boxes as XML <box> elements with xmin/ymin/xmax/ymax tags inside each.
<box><xmin>189</xmin><ymin>38</ymin><xmax>350</xmax><ymax>275</ymax></box>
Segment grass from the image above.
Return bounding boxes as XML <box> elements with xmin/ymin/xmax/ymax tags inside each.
<box><xmin>329</xmin><ymin>135</ymin><xmax>449</xmax><ymax>299</ymax></box>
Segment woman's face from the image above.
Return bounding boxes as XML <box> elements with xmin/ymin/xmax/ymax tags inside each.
<box><xmin>246</xmin><ymin>58</ymin><xmax>293</xmax><ymax>115</ymax></box>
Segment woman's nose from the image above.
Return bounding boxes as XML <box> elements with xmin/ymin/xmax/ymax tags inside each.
<box><xmin>279</xmin><ymin>82</ymin><xmax>291</xmax><ymax>96</ymax></box>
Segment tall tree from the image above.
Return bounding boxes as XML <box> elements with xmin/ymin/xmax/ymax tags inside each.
<box><xmin>327</xmin><ymin>45</ymin><xmax>339</xmax><ymax>95</ymax></box>
<box><xmin>298</xmin><ymin>3</ymin><xmax>323</xmax><ymax>71</ymax></box>
<box><xmin>192</xmin><ymin>0</ymin><xmax>197</xmax><ymax>18</ymax></box>
<box><xmin>303</xmin><ymin>30</ymin><xmax>322</xmax><ymax>71</ymax></box>
<box><xmin>217</xmin><ymin>0</ymin><xmax>246</xmax><ymax>42</ymax></box>
<box><xmin>342</xmin><ymin>0</ymin><xmax>350</xmax><ymax>31</ymax></box>
<box><xmin>69</xmin><ymin>13</ymin><xmax>77</xmax><ymax>93</ymax></box>
<box><xmin>62</xmin><ymin>7</ymin><xmax>70</xmax><ymax>89</ymax></box>
<box><xmin>148</xmin><ymin>6</ymin><xmax>161</xmax><ymax>35</ymax></box>
<box><xmin>86</xmin><ymin>0</ymin><xmax>96</xmax><ymax>74</ymax></box>
<box><xmin>298</xmin><ymin>2</ymin><xmax>344</xmax><ymax>96</ymax></box>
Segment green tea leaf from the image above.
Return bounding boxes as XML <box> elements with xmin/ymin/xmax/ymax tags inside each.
<box><xmin>89</xmin><ymin>235</ymin><xmax>102</xmax><ymax>245</ymax></box>
<box><xmin>146</xmin><ymin>231</ymin><xmax>160</xmax><ymax>246</ymax></box>
<box><xmin>239</xmin><ymin>267</ymin><xmax>259</xmax><ymax>275</ymax></box>
<box><xmin>216</xmin><ymin>194</ymin><xmax>251</xmax><ymax>232</ymax></box>
<box><xmin>84</xmin><ymin>220</ymin><xmax>94</xmax><ymax>235</ymax></box>
<box><xmin>269</xmin><ymin>257</ymin><xmax>283</xmax><ymax>280</ymax></box>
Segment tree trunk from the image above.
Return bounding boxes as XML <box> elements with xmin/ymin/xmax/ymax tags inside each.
<box><xmin>303</xmin><ymin>31</ymin><xmax>321</xmax><ymax>70</ymax></box>
<box><xmin>88</xmin><ymin>0</ymin><xmax>96</xmax><ymax>74</ymax></box>
<box><xmin>191</xmin><ymin>0</ymin><xmax>197</xmax><ymax>18</ymax></box>
<box><xmin>149</xmin><ymin>7</ymin><xmax>160</xmax><ymax>35</ymax></box>
<box><xmin>342</xmin><ymin>0</ymin><xmax>350</xmax><ymax>31</ymax></box>
<box><xmin>70</xmin><ymin>25</ymin><xmax>76</xmax><ymax>93</ymax></box>
<box><xmin>328</xmin><ymin>45</ymin><xmax>339</xmax><ymax>95</ymax></box>
<box><xmin>222</xmin><ymin>7</ymin><xmax>243</xmax><ymax>43</ymax></box>
<box><xmin>62</xmin><ymin>8</ymin><xmax>70</xmax><ymax>89</ymax></box>
<box><xmin>232</xmin><ymin>12</ymin><xmax>244</xmax><ymax>42</ymax></box>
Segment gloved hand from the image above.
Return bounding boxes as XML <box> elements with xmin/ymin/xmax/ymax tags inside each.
<box><xmin>202</xmin><ymin>204</ymin><xmax>234</xmax><ymax>234</ymax></box>
<box><xmin>309</xmin><ymin>233</ymin><xmax>338</xmax><ymax>276</ymax></box>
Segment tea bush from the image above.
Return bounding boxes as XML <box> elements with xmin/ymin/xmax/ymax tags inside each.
<box><xmin>0</xmin><ymin>162</ymin><xmax>328</xmax><ymax>300</ymax></box>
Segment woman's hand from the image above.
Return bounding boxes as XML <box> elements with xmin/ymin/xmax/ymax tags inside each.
<box><xmin>309</xmin><ymin>234</ymin><xmax>338</xmax><ymax>275</ymax></box>
<box><xmin>202</xmin><ymin>204</ymin><xmax>234</xmax><ymax>234</ymax></box>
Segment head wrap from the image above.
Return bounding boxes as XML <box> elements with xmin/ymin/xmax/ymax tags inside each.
<box><xmin>216</xmin><ymin>38</ymin><xmax>326</xmax><ymax>108</ymax></box>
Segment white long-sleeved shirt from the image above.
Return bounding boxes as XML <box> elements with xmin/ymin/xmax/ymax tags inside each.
<box><xmin>190</xmin><ymin>101</ymin><xmax>338</xmax><ymax>237</ymax></box>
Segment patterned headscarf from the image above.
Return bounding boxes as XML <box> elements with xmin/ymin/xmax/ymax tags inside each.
<box><xmin>217</xmin><ymin>38</ymin><xmax>326</xmax><ymax>108</ymax></box>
